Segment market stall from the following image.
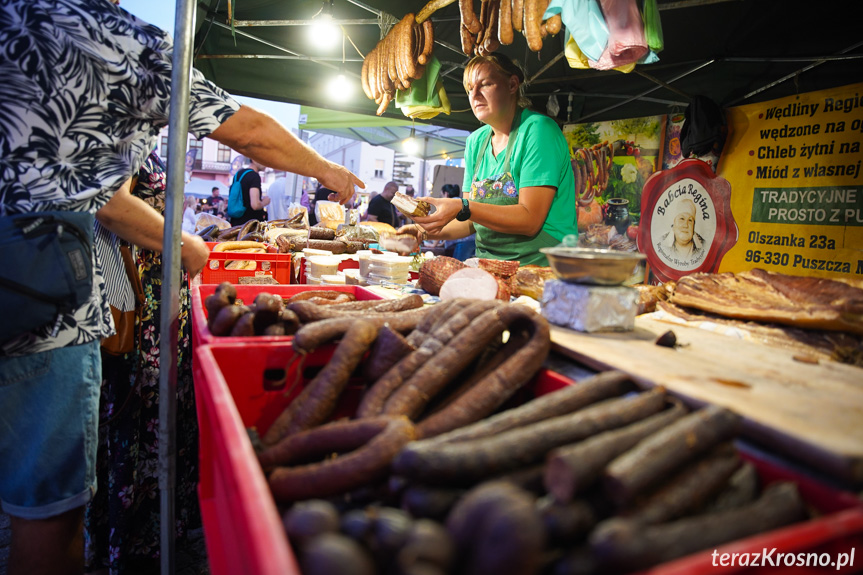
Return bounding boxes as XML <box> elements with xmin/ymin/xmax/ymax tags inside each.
<box><xmin>166</xmin><ymin>0</ymin><xmax>863</xmax><ymax>573</ymax></box>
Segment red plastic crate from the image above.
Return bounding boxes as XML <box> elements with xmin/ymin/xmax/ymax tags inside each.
<box><xmin>190</xmin><ymin>283</ymin><xmax>383</xmax><ymax>350</ymax></box>
<box><xmin>202</xmin><ymin>243</ymin><xmax>293</xmax><ymax>285</ymax></box>
<box><xmin>193</xmin><ymin>342</ymin><xmax>863</xmax><ymax>575</ymax></box>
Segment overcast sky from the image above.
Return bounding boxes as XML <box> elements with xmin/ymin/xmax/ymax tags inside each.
<box><xmin>118</xmin><ymin>0</ymin><xmax>300</xmax><ymax>128</ymax></box>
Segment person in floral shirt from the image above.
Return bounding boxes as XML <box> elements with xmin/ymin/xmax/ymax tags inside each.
<box><xmin>0</xmin><ymin>1</ymin><xmax>363</xmax><ymax>573</ymax></box>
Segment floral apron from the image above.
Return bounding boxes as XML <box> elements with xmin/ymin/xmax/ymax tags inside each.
<box><xmin>469</xmin><ymin>113</ymin><xmax>559</xmax><ymax>265</ymax></box>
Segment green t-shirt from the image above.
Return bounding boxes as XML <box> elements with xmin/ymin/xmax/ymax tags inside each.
<box><xmin>462</xmin><ymin>108</ymin><xmax>577</xmax><ymax>266</ymax></box>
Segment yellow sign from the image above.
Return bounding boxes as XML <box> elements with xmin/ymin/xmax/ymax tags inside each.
<box><xmin>717</xmin><ymin>83</ymin><xmax>863</xmax><ymax>279</ymax></box>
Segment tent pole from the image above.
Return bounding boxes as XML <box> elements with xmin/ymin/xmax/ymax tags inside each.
<box><xmin>727</xmin><ymin>41</ymin><xmax>863</xmax><ymax>106</ymax></box>
<box><xmin>160</xmin><ymin>0</ymin><xmax>195</xmax><ymax>573</ymax></box>
<box><xmin>576</xmin><ymin>60</ymin><xmax>714</xmax><ymax>122</ymax></box>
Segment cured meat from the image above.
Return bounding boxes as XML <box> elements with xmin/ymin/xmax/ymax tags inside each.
<box><xmin>669</xmin><ymin>269</ymin><xmax>863</xmax><ymax>335</ymax></box>
<box><xmin>657</xmin><ymin>300</ymin><xmax>863</xmax><ymax>366</ymax></box>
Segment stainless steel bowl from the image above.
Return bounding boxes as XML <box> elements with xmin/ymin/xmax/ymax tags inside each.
<box><xmin>540</xmin><ymin>247</ymin><xmax>646</xmax><ymax>285</ymax></box>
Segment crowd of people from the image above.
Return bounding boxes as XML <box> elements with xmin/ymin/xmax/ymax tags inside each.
<box><xmin>0</xmin><ymin>2</ymin><xmax>578</xmax><ymax>574</ymax></box>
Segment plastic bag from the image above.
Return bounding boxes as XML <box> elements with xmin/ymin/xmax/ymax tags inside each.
<box><xmin>642</xmin><ymin>0</ymin><xmax>664</xmax><ymax>52</ymax></box>
<box><xmin>548</xmin><ymin>0</ymin><xmax>609</xmax><ymax>62</ymax></box>
<box><xmin>315</xmin><ymin>200</ymin><xmax>345</xmax><ymax>224</ymax></box>
<box><xmin>195</xmin><ymin>212</ymin><xmax>231</xmax><ymax>232</ymax></box>
<box><xmin>287</xmin><ymin>202</ymin><xmax>309</xmax><ymax>228</ymax></box>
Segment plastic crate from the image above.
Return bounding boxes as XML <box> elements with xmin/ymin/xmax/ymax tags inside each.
<box><xmin>193</xmin><ymin>343</ymin><xmax>863</xmax><ymax>575</ymax></box>
<box><xmin>202</xmin><ymin>243</ymin><xmax>292</xmax><ymax>285</ymax></box>
<box><xmin>190</xmin><ymin>283</ymin><xmax>383</xmax><ymax>350</ymax></box>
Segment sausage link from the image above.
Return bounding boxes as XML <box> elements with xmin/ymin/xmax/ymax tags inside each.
<box><xmin>288</xmin><ymin>294</ymin><xmax>424</xmax><ymax>323</ymax></box>
<box><xmin>357</xmin><ymin>300</ymin><xmax>499</xmax><ymax>418</ymax></box>
<box><xmin>545</xmin><ymin>12</ymin><xmax>561</xmax><ymax>35</ymax></box>
<box><xmin>400</xmin><ymin>15</ymin><xmax>419</xmax><ymax>81</ymax></box>
<box><xmin>460</xmin><ymin>23</ymin><xmax>475</xmax><ymax>56</ymax></box>
<box><xmin>483</xmin><ymin>0</ymin><xmax>501</xmax><ymax>53</ymax></box>
<box><xmin>382</xmin><ymin>304</ymin><xmax>512</xmax><ymax>419</ymax></box>
<box><xmin>361</xmin><ymin>50</ymin><xmax>373</xmax><ymax>100</ymax></box>
<box><xmin>377</xmin><ymin>92</ymin><xmax>393</xmax><ymax>116</ymax></box>
<box><xmin>498</xmin><ymin>0</ymin><xmax>514</xmax><ymax>45</ymax></box>
<box><xmin>524</xmin><ymin>0</ymin><xmax>543</xmax><ymax>52</ymax></box>
<box><xmin>258</xmin><ymin>417</ymin><xmax>392</xmax><ymax>470</ymax></box>
<box><xmin>512</xmin><ymin>0</ymin><xmax>523</xmax><ymax>32</ymax></box>
<box><xmin>264</xmin><ymin>320</ymin><xmax>379</xmax><ymax>443</ymax></box>
<box><xmin>268</xmin><ymin>416</ymin><xmax>416</xmax><ymax>502</ymax></box>
<box><xmin>419</xmin><ymin>19</ymin><xmax>434</xmax><ymax>65</ymax></box>
<box><xmin>292</xmin><ymin>306</ymin><xmax>432</xmax><ymax>354</ymax></box>
<box><xmin>417</xmin><ymin>305</ymin><xmax>551</xmax><ymax>438</ymax></box>
<box><xmin>460</xmin><ymin>0</ymin><xmax>482</xmax><ymax>35</ymax></box>
<box><xmin>392</xmin><ymin>17</ymin><xmax>411</xmax><ymax>90</ymax></box>
<box><xmin>285</xmin><ymin>290</ymin><xmax>355</xmax><ymax>304</ymax></box>
<box><xmin>416</xmin><ymin>0</ymin><xmax>457</xmax><ymax>24</ymax></box>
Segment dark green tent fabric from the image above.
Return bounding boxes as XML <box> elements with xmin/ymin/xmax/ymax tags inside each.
<box><xmin>192</xmin><ymin>0</ymin><xmax>863</xmax><ymax>133</ymax></box>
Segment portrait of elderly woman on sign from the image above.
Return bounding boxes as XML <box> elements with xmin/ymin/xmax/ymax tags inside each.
<box><xmin>657</xmin><ymin>198</ymin><xmax>706</xmax><ymax>260</ymax></box>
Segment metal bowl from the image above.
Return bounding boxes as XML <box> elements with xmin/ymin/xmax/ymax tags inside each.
<box><xmin>540</xmin><ymin>247</ymin><xmax>646</xmax><ymax>285</ymax></box>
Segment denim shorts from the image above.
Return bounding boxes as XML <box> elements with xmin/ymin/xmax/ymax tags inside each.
<box><xmin>0</xmin><ymin>340</ymin><xmax>101</xmax><ymax>519</ymax></box>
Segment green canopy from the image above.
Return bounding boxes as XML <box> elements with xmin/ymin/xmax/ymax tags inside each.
<box><xmin>298</xmin><ymin>106</ymin><xmax>469</xmax><ymax>159</ymax></box>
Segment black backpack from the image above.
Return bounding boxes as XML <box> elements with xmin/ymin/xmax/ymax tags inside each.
<box><xmin>681</xmin><ymin>95</ymin><xmax>727</xmax><ymax>158</ymax></box>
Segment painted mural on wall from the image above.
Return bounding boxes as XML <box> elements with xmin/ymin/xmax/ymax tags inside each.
<box><xmin>563</xmin><ymin>115</ymin><xmax>665</xmax><ymax>250</ymax></box>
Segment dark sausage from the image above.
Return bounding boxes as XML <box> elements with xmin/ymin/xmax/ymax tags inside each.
<box><xmin>268</xmin><ymin>416</ymin><xmax>416</xmax><ymax>502</ymax></box>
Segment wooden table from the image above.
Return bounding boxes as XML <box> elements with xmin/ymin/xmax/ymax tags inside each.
<box><xmin>550</xmin><ymin>316</ymin><xmax>863</xmax><ymax>485</ymax></box>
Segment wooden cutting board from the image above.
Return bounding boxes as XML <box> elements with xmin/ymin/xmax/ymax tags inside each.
<box><xmin>550</xmin><ymin>317</ymin><xmax>863</xmax><ymax>485</ymax></box>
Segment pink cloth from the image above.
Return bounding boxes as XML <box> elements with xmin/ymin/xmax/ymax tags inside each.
<box><xmin>591</xmin><ymin>0</ymin><xmax>649</xmax><ymax>70</ymax></box>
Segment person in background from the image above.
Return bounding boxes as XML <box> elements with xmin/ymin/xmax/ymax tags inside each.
<box><xmin>441</xmin><ymin>184</ymin><xmax>476</xmax><ymax>261</ymax></box>
<box><xmin>366</xmin><ymin>181</ymin><xmax>399</xmax><ymax>228</ymax></box>
<box><xmin>85</xmin><ymin>153</ymin><xmax>204</xmax><ymax>575</ymax></box>
<box><xmin>361</xmin><ymin>191</ymin><xmax>379</xmax><ymax>221</ymax></box>
<box><xmin>0</xmin><ymin>2</ymin><xmax>364</xmax><ymax>574</ymax></box>
<box><xmin>207</xmin><ymin>186</ymin><xmax>226</xmax><ymax>217</ymax></box>
<box><xmin>309</xmin><ymin>185</ymin><xmax>337</xmax><ymax>227</ymax></box>
<box><xmin>182</xmin><ymin>194</ymin><xmax>198</xmax><ymax>234</ymax></box>
<box><xmin>399</xmin><ymin>53</ymin><xmax>576</xmax><ymax>266</ymax></box>
<box><xmin>228</xmin><ymin>157</ymin><xmax>270</xmax><ymax>225</ymax></box>
<box><xmin>266</xmin><ymin>176</ymin><xmax>288</xmax><ymax>221</ymax></box>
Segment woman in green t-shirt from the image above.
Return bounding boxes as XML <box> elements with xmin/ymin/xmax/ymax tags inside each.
<box><xmin>402</xmin><ymin>53</ymin><xmax>577</xmax><ymax>266</ymax></box>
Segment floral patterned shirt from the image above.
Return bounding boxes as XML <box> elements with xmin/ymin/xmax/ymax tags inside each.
<box><xmin>0</xmin><ymin>0</ymin><xmax>240</xmax><ymax>356</ymax></box>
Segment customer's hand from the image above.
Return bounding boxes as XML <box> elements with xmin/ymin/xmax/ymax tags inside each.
<box><xmin>180</xmin><ymin>233</ymin><xmax>210</xmax><ymax>278</ymax></box>
<box><xmin>318</xmin><ymin>161</ymin><xmax>365</xmax><ymax>205</ymax></box>
<box><xmin>396</xmin><ymin>223</ymin><xmax>428</xmax><ymax>242</ymax></box>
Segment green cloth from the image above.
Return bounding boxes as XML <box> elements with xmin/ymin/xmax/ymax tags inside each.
<box><xmin>463</xmin><ymin>108</ymin><xmax>577</xmax><ymax>266</ymax></box>
<box><xmin>394</xmin><ymin>56</ymin><xmax>451</xmax><ymax>119</ymax></box>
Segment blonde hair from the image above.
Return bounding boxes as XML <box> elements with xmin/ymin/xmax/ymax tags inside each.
<box><xmin>463</xmin><ymin>53</ymin><xmax>531</xmax><ymax>109</ymax></box>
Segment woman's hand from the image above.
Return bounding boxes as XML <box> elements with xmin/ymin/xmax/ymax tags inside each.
<box><xmin>180</xmin><ymin>233</ymin><xmax>210</xmax><ymax>278</ymax></box>
<box><xmin>411</xmin><ymin>196</ymin><xmax>462</xmax><ymax>236</ymax></box>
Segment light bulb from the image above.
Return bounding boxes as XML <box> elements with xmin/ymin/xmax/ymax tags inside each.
<box><xmin>327</xmin><ymin>72</ymin><xmax>354</xmax><ymax>102</ymax></box>
<box><xmin>309</xmin><ymin>14</ymin><xmax>340</xmax><ymax>49</ymax></box>
<box><xmin>403</xmin><ymin>136</ymin><xmax>418</xmax><ymax>155</ymax></box>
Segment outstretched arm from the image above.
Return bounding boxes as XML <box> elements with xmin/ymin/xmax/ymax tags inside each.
<box><xmin>209</xmin><ymin>106</ymin><xmax>365</xmax><ymax>205</ymax></box>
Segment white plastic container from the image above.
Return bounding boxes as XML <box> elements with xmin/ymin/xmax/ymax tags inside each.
<box><xmin>307</xmin><ymin>256</ymin><xmax>340</xmax><ymax>278</ymax></box>
<box><xmin>320</xmin><ymin>274</ymin><xmax>346</xmax><ymax>285</ymax></box>
<box><xmin>368</xmin><ymin>254</ymin><xmax>412</xmax><ymax>274</ymax></box>
<box><xmin>356</xmin><ymin>250</ymin><xmax>373</xmax><ymax>277</ymax></box>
